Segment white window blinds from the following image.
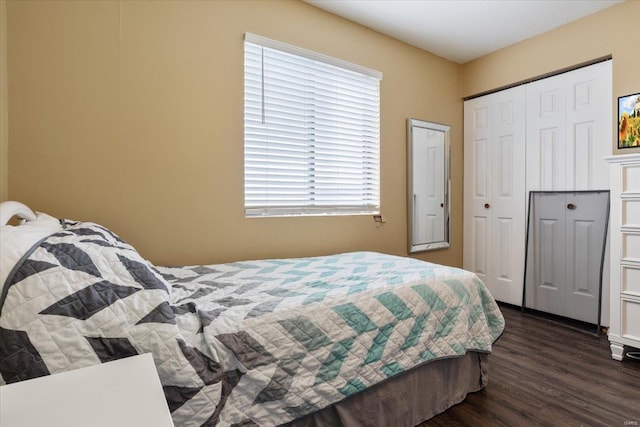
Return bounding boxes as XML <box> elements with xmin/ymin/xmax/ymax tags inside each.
<box><xmin>244</xmin><ymin>33</ymin><xmax>381</xmax><ymax>217</ymax></box>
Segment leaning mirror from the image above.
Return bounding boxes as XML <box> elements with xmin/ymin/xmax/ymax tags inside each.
<box><xmin>407</xmin><ymin>118</ymin><xmax>450</xmax><ymax>252</ymax></box>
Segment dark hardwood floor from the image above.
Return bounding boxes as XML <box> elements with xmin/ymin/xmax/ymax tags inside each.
<box><xmin>423</xmin><ymin>304</ymin><xmax>640</xmax><ymax>427</ymax></box>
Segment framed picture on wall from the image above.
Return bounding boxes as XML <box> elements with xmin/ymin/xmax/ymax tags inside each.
<box><xmin>618</xmin><ymin>93</ymin><xmax>640</xmax><ymax>149</ymax></box>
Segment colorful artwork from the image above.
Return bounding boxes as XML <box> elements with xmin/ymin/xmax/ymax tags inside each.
<box><xmin>618</xmin><ymin>93</ymin><xmax>640</xmax><ymax>149</ymax></box>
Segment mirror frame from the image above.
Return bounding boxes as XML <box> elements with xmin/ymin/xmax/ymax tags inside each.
<box><xmin>407</xmin><ymin>118</ymin><xmax>451</xmax><ymax>253</ymax></box>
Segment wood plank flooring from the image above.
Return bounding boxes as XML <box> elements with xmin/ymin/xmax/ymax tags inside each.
<box><xmin>423</xmin><ymin>304</ymin><xmax>640</xmax><ymax>427</ymax></box>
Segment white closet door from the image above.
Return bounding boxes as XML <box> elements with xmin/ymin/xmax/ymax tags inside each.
<box><xmin>464</xmin><ymin>86</ymin><xmax>526</xmax><ymax>305</ymax></box>
<box><xmin>464</xmin><ymin>95</ymin><xmax>492</xmax><ymax>287</ymax></box>
<box><xmin>489</xmin><ymin>87</ymin><xmax>526</xmax><ymax>305</ymax></box>
<box><xmin>526</xmin><ymin>61</ymin><xmax>612</xmax><ymax>192</ymax></box>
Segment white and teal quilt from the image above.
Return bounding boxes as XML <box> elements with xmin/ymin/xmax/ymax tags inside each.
<box><xmin>0</xmin><ymin>220</ymin><xmax>504</xmax><ymax>426</ymax></box>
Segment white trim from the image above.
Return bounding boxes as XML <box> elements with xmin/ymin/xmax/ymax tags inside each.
<box><xmin>605</xmin><ymin>153</ymin><xmax>640</xmax><ymax>164</ymax></box>
<box><xmin>245</xmin><ymin>33</ymin><xmax>382</xmax><ymax>80</ymax></box>
<box><xmin>246</xmin><ymin>205</ymin><xmax>380</xmax><ymax>218</ymax></box>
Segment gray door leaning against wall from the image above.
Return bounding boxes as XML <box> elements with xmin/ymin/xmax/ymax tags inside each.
<box><xmin>524</xmin><ymin>191</ymin><xmax>609</xmax><ymax>324</ymax></box>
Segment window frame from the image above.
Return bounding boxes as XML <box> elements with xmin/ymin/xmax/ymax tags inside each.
<box><xmin>243</xmin><ymin>33</ymin><xmax>382</xmax><ymax>218</ymax></box>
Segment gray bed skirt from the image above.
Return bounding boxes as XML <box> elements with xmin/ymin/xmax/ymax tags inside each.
<box><xmin>286</xmin><ymin>351</ymin><xmax>489</xmax><ymax>427</ymax></box>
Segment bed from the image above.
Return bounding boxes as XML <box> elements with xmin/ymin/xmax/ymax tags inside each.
<box><xmin>0</xmin><ymin>201</ymin><xmax>504</xmax><ymax>427</ymax></box>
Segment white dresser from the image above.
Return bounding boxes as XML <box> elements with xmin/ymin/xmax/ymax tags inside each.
<box><xmin>607</xmin><ymin>153</ymin><xmax>640</xmax><ymax>360</ymax></box>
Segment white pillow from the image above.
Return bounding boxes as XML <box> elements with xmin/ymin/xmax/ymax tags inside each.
<box><xmin>0</xmin><ymin>213</ymin><xmax>63</xmax><ymax>288</ymax></box>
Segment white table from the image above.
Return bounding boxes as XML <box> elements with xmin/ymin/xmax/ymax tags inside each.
<box><xmin>0</xmin><ymin>353</ymin><xmax>174</xmax><ymax>427</ymax></box>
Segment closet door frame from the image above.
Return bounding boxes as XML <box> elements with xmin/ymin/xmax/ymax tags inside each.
<box><xmin>463</xmin><ymin>60</ymin><xmax>612</xmax><ymax>316</ymax></box>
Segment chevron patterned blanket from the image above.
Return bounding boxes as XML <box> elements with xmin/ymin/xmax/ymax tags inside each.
<box><xmin>0</xmin><ymin>221</ymin><xmax>504</xmax><ymax>426</ymax></box>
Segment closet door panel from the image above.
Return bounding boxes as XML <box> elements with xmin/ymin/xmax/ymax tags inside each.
<box><xmin>473</xmin><ymin>138</ymin><xmax>490</xmax><ymax>200</ymax></box>
<box><xmin>526</xmin><ymin>76</ymin><xmax>567</xmax><ymax>191</ymax></box>
<box><xmin>464</xmin><ymin>87</ymin><xmax>525</xmax><ymax>305</ymax></box>
<box><xmin>572</xmin><ymin>121</ymin><xmax>594</xmax><ymax>190</ymax></box>
<box><xmin>526</xmin><ymin>61</ymin><xmax>612</xmax><ymax>193</ymax></box>
<box><xmin>566</xmin><ymin>62</ymin><xmax>612</xmax><ymax>191</ymax></box>
<box><xmin>564</xmin><ymin>192</ymin><xmax>609</xmax><ymax>323</ymax></box>
<box><xmin>491</xmin><ymin>216</ymin><xmax>516</xmax><ymax>302</ymax></box>
<box><xmin>464</xmin><ymin>96</ymin><xmax>493</xmax><ymax>283</ymax></box>
<box><xmin>491</xmin><ymin>87</ymin><xmax>526</xmax><ymax>305</ymax></box>
<box><xmin>525</xmin><ymin>193</ymin><xmax>566</xmax><ymax>316</ymax></box>
<box><xmin>471</xmin><ymin>216</ymin><xmax>490</xmax><ymax>283</ymax></box>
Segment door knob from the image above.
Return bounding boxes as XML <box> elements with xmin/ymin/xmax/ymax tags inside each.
<box><xmin>440</xmin><ymin>203</ymin><xmax>444</xmax><ymax>208</ymax></box>
<box><xmin>484</xmin><ymin>203</ymin><xmax>490</xmax><ymax>209</ymax></box>
<box><xmin>567</xmin><ymin>203</ymin><xmax>576</xmax><ymax>210</ymax></box>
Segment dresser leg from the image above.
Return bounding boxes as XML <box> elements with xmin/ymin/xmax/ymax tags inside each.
<box><xmin>610</xmin><ymin>342</ymin><xmax>624</xmax><ymax>361</ymax></box>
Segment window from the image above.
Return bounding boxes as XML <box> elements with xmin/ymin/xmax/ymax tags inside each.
<box><xmin>244</xmin><ymin>33</ymin><xmax>381</xmax><ymax>217</ymax></box>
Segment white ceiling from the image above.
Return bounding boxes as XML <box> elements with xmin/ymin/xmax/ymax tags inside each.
<box><xmin>304</xmin><ymin>0</ymin><xmax>624</xmax><ymax>64</ymax></box>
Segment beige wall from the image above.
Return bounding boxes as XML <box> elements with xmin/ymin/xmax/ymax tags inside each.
<box><xmin>461</xmin><ymin>0</ymin><xmax>640</xmax><ymax>156</ymax></box>
<box><xmin>0</xmin><ymin>0</ymin><xmax>8</xmax><ymax>202</ymax></box>
<box><xmin>6</xmin><ymin>0</ymin><xmax>463</xmax><ymax>266</ymax></box>
<box><xmin>9</xmin><ymin>1</ymin><xmax>635</xmax><ymax>267</ymax></box>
